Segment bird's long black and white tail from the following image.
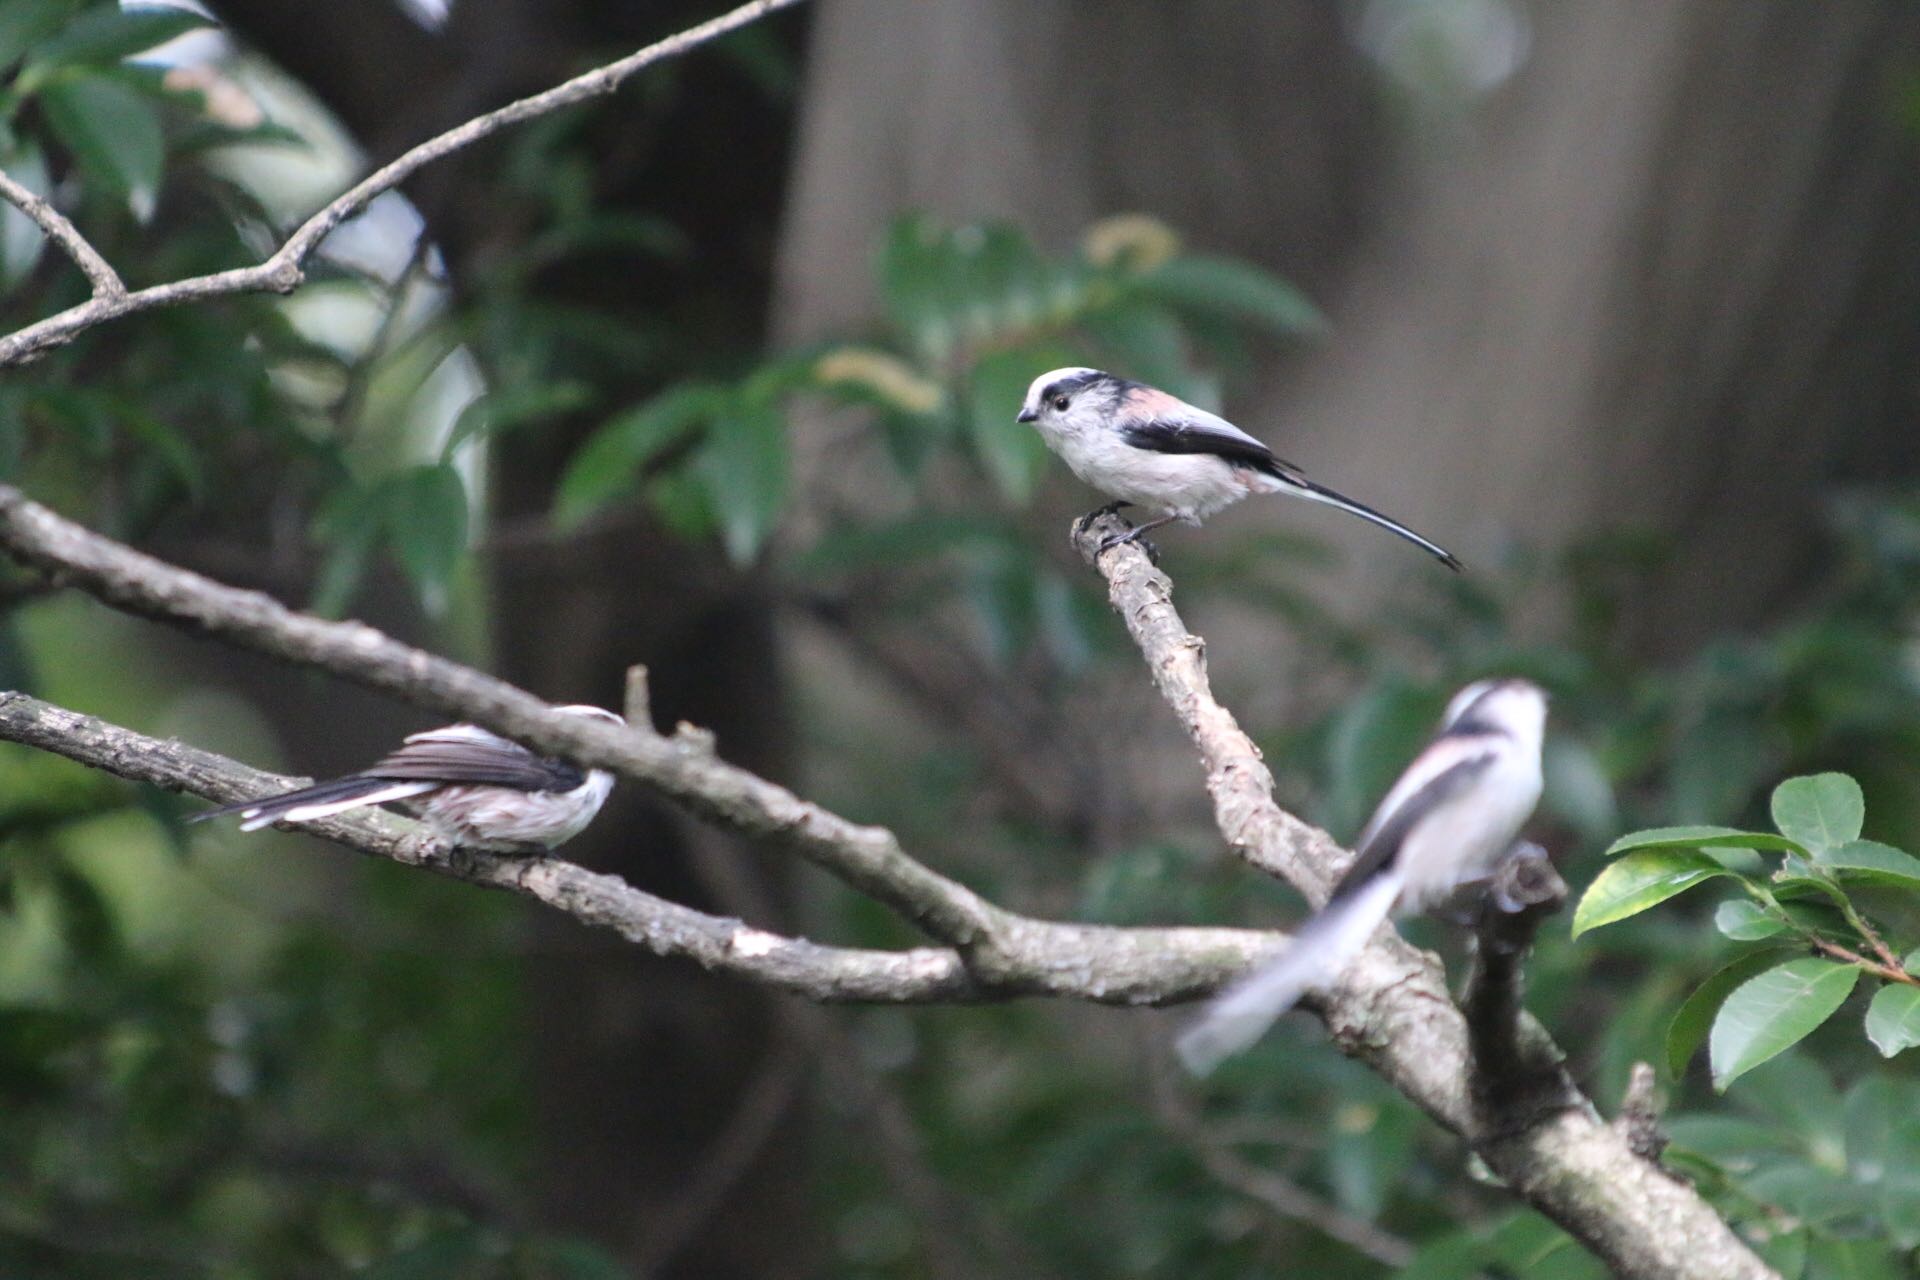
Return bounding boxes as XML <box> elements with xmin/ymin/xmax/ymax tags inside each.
<box><xmin>190</xmin><ymin>778</ymin><xmax>437</xmax><ymax>831</ymax></box>
<box><xmin>1288</xmin><ymin>477</ymin><xmax>1463</xmax><ymax>572</ymax></box>
<box><xmin>1175</xmin><ymin>870</ymin><xmax>1403</xmax><ymax>1075</ymax></box>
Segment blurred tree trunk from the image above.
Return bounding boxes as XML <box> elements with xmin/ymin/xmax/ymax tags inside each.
<box><xmin>775</xmin><ymin>0</ymin><xmax>1920</xmax><ymax>652</ymax></box>
<box><xmin>213</xmin><ymin>1</ymin><xmax>814</xmax><ymax>1274</ymax></box>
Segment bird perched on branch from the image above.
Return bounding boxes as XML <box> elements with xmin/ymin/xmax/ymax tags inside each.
<box><xmin>1175</xmin><ymin>678</ymin><xmax>1546</xmax><ymax>1074</ymax></box>
<box><xmin>1016</xmin><ymin>368</ymin><xmax>1461</xmax><ymax>569</ymax></box>
<box><xmin>192</xmin><ymin>704</ymin><xmax>623</xmax><ymax>852</ymax></box>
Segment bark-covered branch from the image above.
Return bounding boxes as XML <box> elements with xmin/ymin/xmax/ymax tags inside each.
<box><xmin>0</xmin><ymin>690</ymin><xmax>1270</xmax><ymax>1007</ymax></box>
<box><xmin>0</xmin><ymin>481</ymin><xmax>1773</xmax><ymax>1276</ymax></box>
<box><xmin>1070</xmin><ymin>513</ymin><xmax>1773</xmax><ymax>1280</ymax></box>
<box><xmin>0</xmin><ymin>168</ymin><xmax>125</xmax><ymax>300</ymax></box>
<box><xmin>0</xmin><ymin>0</ymin><xmax>804</xmax><ymax>368</ymax></box>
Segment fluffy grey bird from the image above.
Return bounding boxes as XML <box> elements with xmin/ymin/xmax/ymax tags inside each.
<box><xmin>192</xmin><ymin>704</ymin><xmax>622</xmax><ymax>852</ymax></box>
<box><xmin>1175</xmin><ymin>678</ymin><xmax>1547</xmax><ymax>1074</ymax></box>
<box><xmin>1017</xmin><ymin>368</ymin><xmax>1461</xmax><ymax>569</ymax></box>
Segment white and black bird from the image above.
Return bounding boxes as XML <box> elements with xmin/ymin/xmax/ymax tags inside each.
<box><xmin>1016</xmin><ymin>368</ymin><xmax>1461</xmax><ymax>569</ymax></box>
<box><xmin>192</xmin><ymin>705</ymin><xmax>623</xmax><ymax>852</ymax></box>
<box><xmin>1175</xmin><ymin>678</ymin><xmax>1547</xmax><ymax>1075</ymax></box>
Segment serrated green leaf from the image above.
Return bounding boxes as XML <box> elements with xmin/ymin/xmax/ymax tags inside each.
<box><xmin>1709</xmin><ymin>958</ymin><xmax>1858</xmax><ymax>1089</ymax></box>
<box><xmin>1714</xmin><ymin>898</ymin><xmax>1785</xmax><ymax>941</ymax></box>
<box><xmin>1666</xmin><ymin>949</ymin><xmax>1797</xmax><ymax>1077</ymax></box>
<box><xmin>693</xmin><ymin>399</ymin><xmax>787</xmax><ymax>565</ymax></box>
<box><xmin>1602</xmin><ymin>825</ymin><xmax>1806</xmax><ymax>857</ymax></box>
<box><xmin>1134</xmin><ymin>254</ymin><xmax>1327</xmax><ymax>336</ymax></box>
<box><xmin>1771</xmin><ymin>772</ymin><xmax>1864</xmax><ymax>856</ymax></box>
<box><xmin>40</xmin><ymin>70</ymin><xmax>164</xmax><ymax>216</ymax></box>
<box><xmin>1570</xmin><ymin>847</ymin><xmax>1732</xmax><ymax>937</ymax></box>
<box><xmin>30</xmin><ymin>4</ymin><xmax>210</xmax><ymax>69</ymax></box>
<box><xmin>1821</xmin><ymin>839</ymin><xmax>1920</xmax><ymax>890</ymax></box>
<box><xmin>1864</xmin><ymin>985</ymin><xmax>1920</xmax><ymax>1057</ymax></box>
<box><xmin>967</xmin><ymin>350</ymin><xmax>1053</xmax><ymax>503</ymax></box>
<box><xmin>553</xmin><ymin>384</ymin><xmax>720</xmax><ymax>529</ymax></box>
<box><xmin>383</xmin><ymin>464</ymin><xmax>468</xmax><ymax>614</ymax></box>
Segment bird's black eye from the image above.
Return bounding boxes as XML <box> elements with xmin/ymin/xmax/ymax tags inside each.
<box><xmin>1052</xmin><ymin>395</ymin><xmax>1070</xmax><ymax>411</ymax></box>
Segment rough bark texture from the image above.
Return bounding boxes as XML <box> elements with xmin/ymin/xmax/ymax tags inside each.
<box><xmin>0</xmin><ymin>487</ymin><xmax>1775</xmax><ymax>1279</ymax></box>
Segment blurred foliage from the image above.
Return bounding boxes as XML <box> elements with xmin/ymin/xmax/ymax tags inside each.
<box><xmin>4</xmin><ymin>1</ymin><xmax>1920</xmax><ymax>1278</ymax></box>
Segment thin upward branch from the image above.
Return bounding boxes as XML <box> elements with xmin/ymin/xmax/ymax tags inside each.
<box><xmin>0</xmin><ymin>0</ymin><xmax>804</xmax><ymax>368</ymax></box>
<box><xmin>1069</xmin><ymin>511</ymin><xmax>1773</xmax><ymax>1280</ymax></box>
<box><xmin>0</xmin><ymin>168</ymin><xmax>127</xmax><ymax>299</ymax></box>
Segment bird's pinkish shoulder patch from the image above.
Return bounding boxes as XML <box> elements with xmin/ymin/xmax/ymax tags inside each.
<box><xmin>1124</xmin><ymin>386</ymin><xmax>1186</xmax><ymax>416</ymax></box>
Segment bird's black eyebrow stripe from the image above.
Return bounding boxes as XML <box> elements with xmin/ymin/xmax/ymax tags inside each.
<box><xmin>1118</xmin><ymin>418</ymin><xmax>1287</xmax><ymax>477</ymax></box>
<box><xmin>1040</xmin><ymin>371</ymin><xmax>1110</xmax><ymax>402</ymax></box>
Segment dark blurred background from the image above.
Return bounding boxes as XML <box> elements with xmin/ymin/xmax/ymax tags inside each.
<box><xmin>3</xmin><ymin>1</ymin><xmax>1920</xmax><ymax>1276</ymax></box>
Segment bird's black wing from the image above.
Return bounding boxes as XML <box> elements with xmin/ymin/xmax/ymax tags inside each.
<box><xmin>365</xmin><ymin>729</ymin><xmax>587</xmax><ymax>793</ymax></box>
<box><xmin>1332</xmin><ymin>753</ymin><xmax>1494</xmax><ymax>902</ymax></box>
<box><xmin>1118</xmin><ymin>417</ymin><xmax>1303</xmax><ymax>481</ymax></box>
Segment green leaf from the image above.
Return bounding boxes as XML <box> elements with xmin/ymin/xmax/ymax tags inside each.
<box><xmin>1570</xmin><ymin>847</ymin><xmax>1732</xmax><ymax>937</ymax></box>
<box><xmin>30</xmin><ymin>4</ymin><xmax>211</xmax><ymax>69</ymax></box>
<box><xmin>1602</xmin><ymin>825</ymin><xmax>1806</xmax><ymax>857</ymax></box>
<box><xmin>1802</xmin><ymin>1236</ymin><xmax>1904</xmax><ymax>1280</ymax></box>
<box><xmin>1134</xmin><ymin>254</ymin><xmax>1327</xmax><ymax>336</ymax></box>
<box><xmin>693</xmin><ymin>399</ymin><xmax>787</xmax><ymax>565</ymax></box>
<box><xmin>40</xmin><ymin>70</ymin><xmax>164</xmax><ymax>216</ymax></box>
<box><xmin>1714</xmin><ymin>898</ymin><xmax>1784</xmax><ymax>941</ymax></box>
<box><xmin>441</xmin><ymin>380</ymin><xmax>593</xmax><ymax>459</ymax></box>
<box><xmin>967</xmin><ymin>350</ymin><xmax>1053</xmax><ymax>503</ymax></box>
<box><xmin>1665</xmin><ymin>949</ymin><xmax>1797</xmax><ymax>1077</ymax></box>
<box><xmin>1709</xmin><ymin>958</ymin><xmax>1858</xmax><ymax>1090</ymax></box>
<box><xmin>1864</xmin><ymin>985</ymin><xmax>1920</xmax><ymax>1057</ymax></box>
<box><xmin>1771</xmin><ymin>772</ymin><xmax>1864</xmax><ymax>856</ymax></box>
<box><xmin>0</xmin><ymin>0</ymin><xmax>70</xmax><ymax>80</ymax></box>
<box><xmin>553</xmin><ymin>384</ymin><xmax>719</xmax><ymax>529</ymax></box>
<box><xmin>1820</xmin><ymin>839</ymin><xmax>1920</xmax><ymax>890</ymax></box>
<box><xmin>383</xmin><ymin>464</ymin><xmax>468</xmax><ymax>614</ymax></box>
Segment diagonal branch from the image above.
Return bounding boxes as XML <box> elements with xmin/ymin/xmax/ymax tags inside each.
<box><xmin>0</xmin><ymin>168</ymin><xmax>125</xmax><ymax>299</ymax></box>
<box><xmin>0</xmin><ymin>482</ymin><xmax>1004</xmax><ymax>952</ymax></box>
<box><xmin>1070</xmin><ymin>512</ymin><xmax>1773</xmax><ymax>1280</ymax></box>
<box><xmin>0</xmin><ymin>689</ymin><xmax>1271</xmax><ymax>1007</ymax></box>
<box><xmin>0</xmin><ymin>482</ymin><xmax>1774</xmax><ymax>1278</ymax></box>
<box><xmin>0</xmin><ymin>0</ymin><xmax>804</xmax><ymax>368</ymax></box>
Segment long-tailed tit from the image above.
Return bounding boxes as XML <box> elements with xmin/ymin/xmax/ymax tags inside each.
<box><xmin>1017</xmin><ymin>368</ymin><xmax>1461</xmax><ymax>569</ymax></box>
<box><xmin>1175</xmin><ymin>678</ymin><xmax>1546</xmax><ymax>1074</ymax></box>
<box><xmin>192</xmin><ymin>705</ymin><xmax>623</xmax><ymax>852</ymax></box>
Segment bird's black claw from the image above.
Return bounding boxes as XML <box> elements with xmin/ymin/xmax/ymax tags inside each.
<box><xmin>1073</xmin><ymin>501</ymin><xmax>1133</xmax><ymax>542</ymax></box>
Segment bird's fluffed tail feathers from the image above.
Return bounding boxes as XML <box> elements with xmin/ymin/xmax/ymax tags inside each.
<box><xmin>1175</xmin><ymin>871</ymin><xmax>1402</xmax><ymax>1076</ymax></box>
<box><xmin>1285</xmin><ymin>477</ymin><xmax>1463</xmax><ymax>571</ymax></box>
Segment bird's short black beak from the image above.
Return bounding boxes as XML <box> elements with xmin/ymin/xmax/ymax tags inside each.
<box><xmin>1015</xmin><ymin>408</ymin><xmax>1038</xmax><ymax>424</ymax></box>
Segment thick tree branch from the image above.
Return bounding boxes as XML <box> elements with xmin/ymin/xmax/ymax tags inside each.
<box><xmin>0</xmin><ymin>483</ymin><xmax>1008</xmax><ymax>953</ymax></box>
<box><xmin>1071</xmin><ymin>513</ymin><xmax>1773</xmax><ymax>1280</ymax></box>
<box><xmin>0</xmin><ymin>0</ymin><xmax>804</xmax><ymax>368</ymax></box>
<box><xmin>0</xmin><ymin>483</ymin><xmax>1773</xmax><ymax>1277</ymax></box>
<box><xmin>0</xmin><ymin>168</ymin><xmax>125</xmax><ymax>299</ymax></box>
<box><xmin>0</xmin><ymin>689</ymin><xmax>1269</xmax><ymax>1007</ymax></box>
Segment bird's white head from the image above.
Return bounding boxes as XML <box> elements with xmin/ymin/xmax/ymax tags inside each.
<box><xmin>1440</xmin><ymin>678</ymin><xmax>1547</xmax><ymax>750</ymax></box>
<box><xmin>1016</xmin><ymin>367</ymin><xmax>1125</xmax><ymax>440</ymax></box>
